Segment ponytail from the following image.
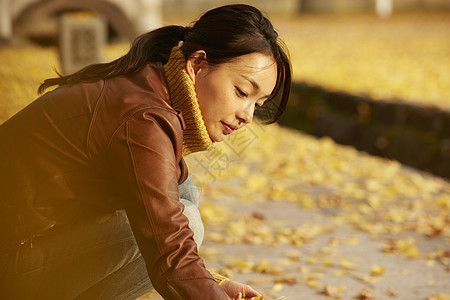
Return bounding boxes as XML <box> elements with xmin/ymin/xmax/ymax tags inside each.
<box><xmin>38</xmin><ymin>25</ymin><xmax>190</xmax><ymax>94</ymax></box>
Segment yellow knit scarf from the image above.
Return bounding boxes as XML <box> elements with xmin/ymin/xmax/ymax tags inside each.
<box><xmin>163</xmin><ymin>42</ymin><xmax>215</xmax><ymax>156</ymax></box>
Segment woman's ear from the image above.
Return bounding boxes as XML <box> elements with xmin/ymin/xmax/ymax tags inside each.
<box><xmin>186</xmin><ymin>50</ymin><xmax>207</xmax><ymax>83</ymax></box>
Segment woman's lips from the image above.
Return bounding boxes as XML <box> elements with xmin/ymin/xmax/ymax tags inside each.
<box><xmin>221</xmin><ymin>121</ymin><xmax>236</xmax><ymax>135</ymax></box>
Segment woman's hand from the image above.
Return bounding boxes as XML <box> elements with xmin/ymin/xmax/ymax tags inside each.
<box><xmin>220</xmin><ymin>280</ymin><xmax>262</xmax><ymax>299</ymax></box>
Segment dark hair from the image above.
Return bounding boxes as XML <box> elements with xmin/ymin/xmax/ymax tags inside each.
<box><xmin>39</xmin><ymin>4</ymin><xmax>291</xmax><ymax>123</ymax></box>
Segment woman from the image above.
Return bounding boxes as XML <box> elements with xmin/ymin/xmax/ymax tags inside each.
<box><xmin>0</xmin><ymin>4</ymin><xmax>291</xmax><ymax>300</ymax></box>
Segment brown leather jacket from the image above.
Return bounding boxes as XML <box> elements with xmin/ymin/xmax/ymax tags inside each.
<box><xmin>0</xmin><ymin>63</ymin><xmax>227</xmax><ymax>299</ymax></box>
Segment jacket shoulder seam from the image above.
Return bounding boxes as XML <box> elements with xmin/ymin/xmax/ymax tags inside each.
<box><xmin>87</xmin><ymin>79</ymin><xmax>108</xmax><ymax>160</ymax></box>
<box><xmin>105</xmin><ymin>106</ymin><xmax>180</xmax><ymax>151</ymax></box>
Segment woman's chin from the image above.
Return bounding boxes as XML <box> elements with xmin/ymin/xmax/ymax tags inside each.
<box><xmin>211</xmin><ymin>135</ymin><xmax>224</xmax><ymax>143</ymax></box>
<box><xmin>209</xmin><ymin>131</ymin><xmax>224</xmax><ymax>143</ymax></box>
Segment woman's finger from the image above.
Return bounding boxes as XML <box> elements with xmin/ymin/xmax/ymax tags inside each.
<box><xmin>244</xmin><ymin>285</ymin><xmax>262</xmax><ymax>297</ymax></box>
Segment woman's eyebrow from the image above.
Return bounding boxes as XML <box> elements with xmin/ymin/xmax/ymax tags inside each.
<box><xmin>241</xmin><ymin>75</ymin><xmax>271</xmax><ymax>99</ymax></box>
<box><xmin>241</xmin><ymin>75</ymin><xmax>260</xmax><ymax>91</ymax></box>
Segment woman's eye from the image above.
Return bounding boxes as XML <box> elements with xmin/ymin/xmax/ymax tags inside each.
<box><xmin>235</xmin><ymin>87</ymin><xmax>248</xmax><ymax>98</ymax></box>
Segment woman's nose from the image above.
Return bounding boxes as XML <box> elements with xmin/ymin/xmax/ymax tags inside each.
<box><xmin>236</xmin><ymin>104</ymin><xmax>254</xmax><ymax>125</ymax></box>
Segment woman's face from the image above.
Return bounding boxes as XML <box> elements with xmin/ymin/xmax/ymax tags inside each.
<box><xmin>186</xmin><ymin>52</ymin><xmax>277</xmax><ymax>142</ymax></box>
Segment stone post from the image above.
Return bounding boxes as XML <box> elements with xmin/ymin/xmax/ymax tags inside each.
<box><xmin>376</xmin><ymin>0</ymin><xmax>393</xmax><ymax>18</ymax></box>
<box><xmin>135</xmin><ymin>0</ymin><xmax>162</xmax><ymax>34</ymax></box>
<box><xmin>59</xmin><ymin>13</ymin><xmax>107</xmax><ymax>75</ymax></box>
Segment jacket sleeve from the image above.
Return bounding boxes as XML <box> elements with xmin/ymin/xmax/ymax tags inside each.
<box><xmin>177</xmin><ymin>179</ymin><xmax>231</xmax><ymax>286</ymax></box>
<box><xmin>106</xmin><ymin>109</ymin><xmax>227</xmax><ymax>299</ymax></box>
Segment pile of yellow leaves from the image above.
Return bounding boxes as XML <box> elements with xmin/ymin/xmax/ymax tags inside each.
<box><xmin>275</xmin><ymin>12</ymin><xmax>450</xmax><ymax>110</ymax></box>
<box><xmin>0</xmin><ymin>47</ymin><xmax>58</xmax><ymax>122</ymax></box>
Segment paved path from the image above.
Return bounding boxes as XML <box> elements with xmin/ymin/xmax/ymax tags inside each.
<box><xmin>140</xmin><ymin>198</ymin><xmax>449</xmax><ymax>300</ymax></box>
<box><xmin>139</xmin><ymin>124</ymin><xmax>450</xmax><ymax>300</ymax></box>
